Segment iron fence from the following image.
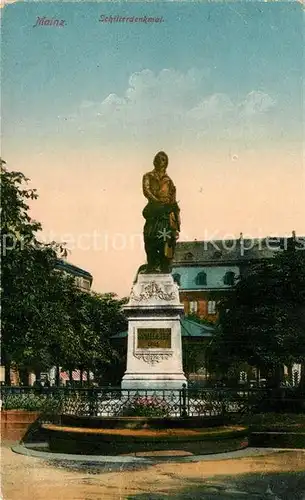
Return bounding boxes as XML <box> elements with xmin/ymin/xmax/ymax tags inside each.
<box><xmin>0</xmin><ymin>384</ymin><xmax>276</xmax><ymax>418</ymax></box>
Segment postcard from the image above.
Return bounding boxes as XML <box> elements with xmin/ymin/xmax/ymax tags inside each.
<box><xmin>1</xmin><ymin>1</ymin><xmax>304</xmax><ymax>498</ymax></box>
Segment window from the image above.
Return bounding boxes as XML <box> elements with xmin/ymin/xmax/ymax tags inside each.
<box><xmin>189</xmin><ymin>301</ymin><xmax>198</xmax><ymax>314</ymax></box>
<box><xmin>75</xmin><ymin>276</ymin><xmax>91</xmax><ymax>290</ymax></box>
<box><xmin>184</xmin><ymin>252</ymin><xmax>194</xmax><ymax>261</ymax></box>
<box><xmin>195</xmin><ymin>271</ymin><xmax>207</xmax><ymax>286</ymax></box>
<box><xmin>208</xmin><ymin>300</ymin><xmax>216</xmax><ymax>314</ymax></box>
<box><xmin>224</xmin><ymin>271</ymin><xmax>235</xmax><ymax>286</ymax></box>
<box><xmin>82</xmin><ymin>279</ymin><xmax>91</xmax><ymax>290</ymax></box>
<box><xmin>172</xmin><ymin>273</ymin><xmax>181</xmax><ymax>286</ymax></box>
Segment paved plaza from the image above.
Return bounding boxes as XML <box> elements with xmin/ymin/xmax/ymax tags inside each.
<box><xmin>1</xmin><ymin>440</ymin><xmax>305</xmax><ymax>499</ymax></box>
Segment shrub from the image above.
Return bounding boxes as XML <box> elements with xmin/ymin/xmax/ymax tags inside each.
<box><xmin>249</xmin><ymin>388</ymin><xmax>305</xmax><ymax>414</ymax></box>
<box><xmin>248</xmin><ymin>412</ymin><xmax>305</xmax><ymax>430</ymax></box>
<box><xmin>2</xmin><ymin>393</ymin><xmax>63</xmax><ymax>413</ymax></box>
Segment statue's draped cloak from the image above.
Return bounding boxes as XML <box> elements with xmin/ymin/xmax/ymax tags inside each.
<box><xmin>142</xmin><ymin>201</ymin><xmax>180</xmax><ymax>259</ymax></box>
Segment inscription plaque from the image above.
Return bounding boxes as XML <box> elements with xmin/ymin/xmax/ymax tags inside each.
<box><xmin>137</xmin><ymin>328</ymin><xmax>171</xmax><ymax>349</ymax></box>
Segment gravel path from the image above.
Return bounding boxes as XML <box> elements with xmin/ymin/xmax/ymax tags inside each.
<box><xmin>2</xmin><ymin>442</ymin><xmax>305</xmax><ymax>499</ymax></box>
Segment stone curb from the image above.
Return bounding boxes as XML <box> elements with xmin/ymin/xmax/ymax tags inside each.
<box><xmin>11</xmin><ymin>444</ymin><xmax>290</xmax><ymax>464</ymax></box>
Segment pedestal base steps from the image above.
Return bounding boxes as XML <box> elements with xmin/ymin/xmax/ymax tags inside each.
<box><xmin>121</xmin><ymin>375</ymin><xmax>186</xmax><ymax>392</ymax></box>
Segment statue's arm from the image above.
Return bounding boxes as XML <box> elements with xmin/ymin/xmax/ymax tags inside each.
<box><xmin>142</xmin><ymin>174</ymin><xmax>159</xmax><ymax>202</ymax></box>
<box><xmin>169</xmin><ymin>180</ymin><xmax>180</xmax><ymax>229</ymax></box>
<box><xmin>170</xmin><ymin>182</ymin><xmax>177</xmax><ymax>203</ymax></box>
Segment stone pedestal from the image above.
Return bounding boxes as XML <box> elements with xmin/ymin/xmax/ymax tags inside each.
<box><xmin>121</xmin><ymin>273</ymin><xmax>187</xmax><ymax>391</ymax></box>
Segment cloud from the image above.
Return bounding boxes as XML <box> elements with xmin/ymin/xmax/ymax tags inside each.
<box><xmin>239</xmin><ymin>91</ymin><xmax>276</xmax><ymax>117</ymax></box>
<box><xmin>73</xmin><ymin>68</ymin><xmax>276</xmax><ymax>142</ymax></box>
<box><xmin>187</xmin><ymin>93</ymin><xmax>234</xmax><ymax>120</ymax></box>
<box><xmin>93</xmin><ymin>68</ymin><xmax>208</xmax><ymax>125</ymax></box>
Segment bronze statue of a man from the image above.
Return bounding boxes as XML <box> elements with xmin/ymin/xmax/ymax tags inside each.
<box><xmin>142</xmin><ymin>151</ymin><xmax>180</xmax><ymax>273</ymax></box>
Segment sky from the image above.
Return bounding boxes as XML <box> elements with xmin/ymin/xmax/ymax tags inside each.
<box><xmin>2</xmin><ymin>1</ymin><xmax>304</xmax><ymax>297</ymax></box>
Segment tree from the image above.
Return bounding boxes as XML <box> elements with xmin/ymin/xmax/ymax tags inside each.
<box><xmin>88</xmin><ymin>292</ymin><xmax>128</xmax><ymax>385</ymax></box>
<box><xmin>1</xmin><ymin>160</ymin><xmax>66</xmax><ymax>382</ymax></box>
<box><xmin>182</xmin><ymin>315</ymin><xmax>214</xmax><ymax>379</ymax></box>
<box><xmin>59</xmin><ymin>290</ymin><xmax>128</xmax><ymax>384</ymax></box>
<box><xmin>182</xmin><ymin>341</ymin><xmax>207</xmax><ymax>379</ymax></box>
<box><xmin>208</xmin><ymin>237</ymin><xmax>305</xmax><ymax>390</ymax></box>
<box><xmin>1</xmin><ymin>160</ymin><xmax>128</xmax><ymax>385</ymax></box>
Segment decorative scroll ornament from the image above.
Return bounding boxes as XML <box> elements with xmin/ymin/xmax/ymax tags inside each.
<box><xmin>134</xmin><ymin>352</ymin><xmax>173</xmax><ymax>365</ymax></box>
<box><xmin>130</xmin><ymin>281</ymin><xmax>176</xmax><ymax>302</ymax></box>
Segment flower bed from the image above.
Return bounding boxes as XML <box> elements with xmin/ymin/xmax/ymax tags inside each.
<box><xmin>60</xmin><ymin>414</ymin><xmax>226</xmax><ymax>430</ymax></box>
<box><xmin>119</xmin><ymin>396</ymin><xmax>171</xmax><ymax>417</ymax></box>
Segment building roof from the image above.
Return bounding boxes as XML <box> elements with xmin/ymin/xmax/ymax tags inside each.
<box><xmin>56</xmin><ymin>259</ymin><xmax>93</xmax><ymax>280</ymax></box>
<box><xmin>112</xmin><ymin>318</ymin><xmax>214</xmax><ymax>339</ymax></box>
<box><xmin>171</xmin><ymin>264</ymin><xmax>239</xmax><ymax>291</ymax></box>
<box><xmin>180</xmin><ymin>318</ymin><xmax>214</xmax><ymax>337</ymax></box>
<box><xmin>173</xmin><ymin>236</ymin><xmax>305</xmax><ymax>266</ymax></box>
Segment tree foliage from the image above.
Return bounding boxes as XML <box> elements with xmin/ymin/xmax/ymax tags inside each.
<box><xmin>1</xmin><ymin>161</ymin><xmax>61</xmax><ymax>375</ymax></box>
<box><xmin>1</xmin><ymin>160</ymin><xmax>127</xmax><ymax>384</ymax></box>
<box><xmin>208</xmin><ymin>239</ymin><xmax>305</xmax><ymax>388</ymax></box>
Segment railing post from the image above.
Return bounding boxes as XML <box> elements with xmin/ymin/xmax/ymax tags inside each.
<box><xmin>220</xmin><ymin>390</ymin><xmax>226</xmax><ymax>417</ymax></box>
<box><xmin>180</xmin><ymin>383</ymin><xmax>188</xmax><ymax>418</ymax></box>
<box><xmin>88</xmin><ymin>388</ymin><xmax>97</xmax><ymax>417</ymax></box>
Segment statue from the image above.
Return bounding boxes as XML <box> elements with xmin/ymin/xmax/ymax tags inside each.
<box><xmin>141</xmin><ymin>151</ymin><xmax>180</xmax><ymax>273</ymax></box>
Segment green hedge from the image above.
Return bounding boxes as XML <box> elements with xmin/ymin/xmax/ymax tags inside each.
<box><xmin>2</xmin><ymin>393</ymin><xmax>63</xmax><ymax>412</ymax></box>
<box><xmin>248</xmin><ymin>413</ymin><xmax>305</xmax><ymax>432</ymax></box>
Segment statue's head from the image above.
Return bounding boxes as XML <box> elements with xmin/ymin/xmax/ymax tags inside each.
<box><xmin>153</xmin><ymin>151</ymin><xmax>168</xmax><ymax>171</ymax></box>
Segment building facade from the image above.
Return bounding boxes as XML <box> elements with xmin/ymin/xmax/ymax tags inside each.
<box><xmin>171</xmin><ymin>236</ymin><xmax>295</xmax><ymax>323</ymax></box>
<box><xmin>171</xmin><ymin>235</ymin><xmax>303</xmax><ymax>385</ymax></box>
<box><xmin>56</xmin><ymin>259</ymin><xmax>93</xmax><ymax>292</ymax></box>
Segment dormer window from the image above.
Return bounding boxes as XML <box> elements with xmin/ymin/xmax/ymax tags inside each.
<box><xmin>172</xmin><ymin>273</ymin><xmax>181</xmax><ymax>286</ymax></box>
<box><xmin>184</xmin><ymin>252</ymin><xmax>194</xmax><ymax>261</ymax></box>
<box><xmin>195</xmin><ymin>271</ymin><xmax>207</xmax><ymax>286</ymax></box>
<box><xmin>224</xmin><ymin>271</ymin><xmax>235</xmax><ymax>286</ymax></box>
